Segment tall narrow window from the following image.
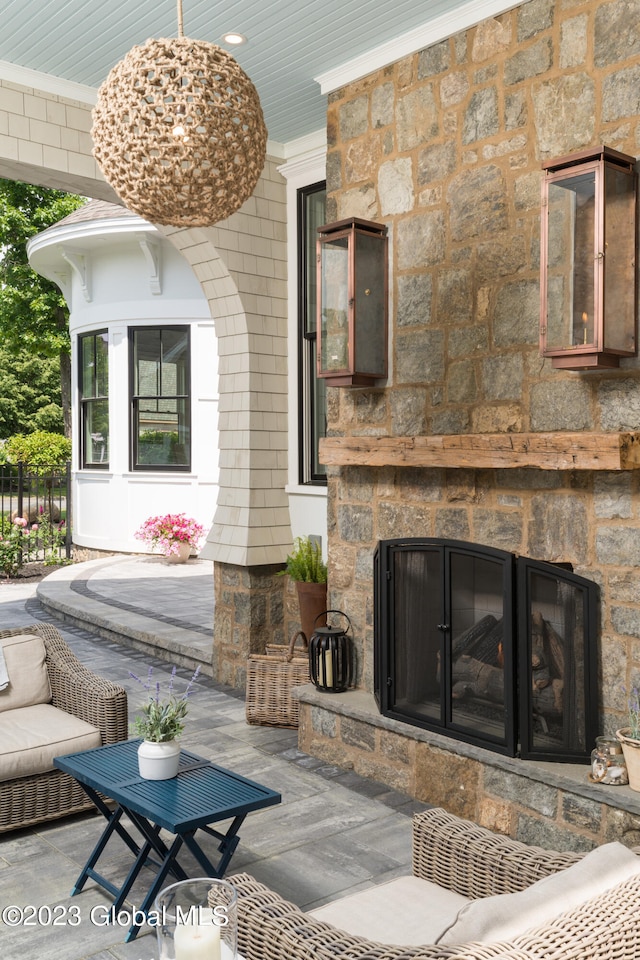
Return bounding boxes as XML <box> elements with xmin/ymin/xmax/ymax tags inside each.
<box><xmin>298</xmin><ymin>182</ymin><xmax>327</xmax><ymax>484</ymax></box>
<box><xmin>79</xmin><ymin>330</ymin><xmax>109</xmax><ymax>468</ymax></box>
<box><xmin>130</xmin><ymin>327</ymin><xmax>190</xmax><ymax>471</ymax></box>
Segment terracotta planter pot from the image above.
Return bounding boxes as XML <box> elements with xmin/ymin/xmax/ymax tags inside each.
<box><xmin>166</xmin><ymin>542</ymin><xmax>191</xmax><ymax>564</ymax></box>
<box><xmin>295</xmin><ymin>581</ymin><xmax>327</xmax><ymax>642</ymax></box>
<box><xmin>616</xmin><ymin>728</ymin><xmax>640</xmax><ymax>791</ymax></box>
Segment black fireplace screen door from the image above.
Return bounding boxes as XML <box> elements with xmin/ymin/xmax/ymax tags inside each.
<box><xmin>517</xmin><ymin>557</ymin><xmax>598</xmax><ymax>762</ymax></box>
<box><xmin>375</xmin><ymin>539</ymin><xmax>517</xmax><ymax>756</ymax></box>
<box><xmin>374</xmin><ymin>539</ymin><xmax>597</xmax><ymax>762</ymax></box>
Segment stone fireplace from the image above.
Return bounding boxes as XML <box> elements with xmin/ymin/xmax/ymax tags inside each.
<box><xmin>296</xmin><ymin>448</ymin><xmax>640</xmax><ymax>851</ymax></box>
<box><xmin>294</xmin><ymin>0</ymin><xmax>640</xmax><ymax>851</ymax></box>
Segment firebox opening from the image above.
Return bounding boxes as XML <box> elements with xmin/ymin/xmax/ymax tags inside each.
<box><xmin>374</xmin><ymin>538</ymin><xmax>598</xmax><ymax>762</ymax></box>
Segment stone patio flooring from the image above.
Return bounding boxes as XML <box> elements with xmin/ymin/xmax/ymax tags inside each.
<box><xmin>0</xmin><ymin>564</ymin><xmax>426</xmax><ymax>960</ymax></box>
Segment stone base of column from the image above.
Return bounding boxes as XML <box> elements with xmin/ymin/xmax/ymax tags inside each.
<box><xmin>213</xmin><ymin>561</ymin><xmax>287</xmax><ymax>689</ymax></box>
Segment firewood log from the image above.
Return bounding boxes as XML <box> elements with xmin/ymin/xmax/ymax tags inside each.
<box><xmin>452</xmin><ymin>614</ymin><xmax>497</xmax><ymax>659</ymax></box>
<box><xmin>531</xmin><ymin>643</ymin><xmax>550</xmax><ymax>689</ymax></box>
<box><xmin>543</xmin><ymin>618</ymin><xmax>565</xmax><ymax>680</ymax></box>
<box><xmin>468</xmin><ymin>618</ymin><xmax>503</xmax><ymax>666</ymax></box>
<box><xmin>532</xmin><ymin>678</ymin><xmax>564</xmax><ymax>718</ymax></box>
<box><xmin>452</xmin><ymin>655</ymin><xmax>504</xmax><ymax>703</ymax></box>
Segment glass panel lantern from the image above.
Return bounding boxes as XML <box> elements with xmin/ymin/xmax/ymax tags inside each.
<box><xmin>540</xmin><ymin>145</ymin><xmax>637</xmax><ymax>370</ymax></box>
<box><xmin>317</xmin><ymin>217</ymin><xmax>388</xmax><ymax>386</ymax></box>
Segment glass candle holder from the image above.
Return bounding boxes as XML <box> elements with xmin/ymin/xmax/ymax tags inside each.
<box><xmin>590</xmin><ymin>736</ymin><xmax>629</xmax><ymax>785</ymax></box>
<box><xmin>155</xmin><ymin>878</ymin><xmax>237</xmax><ymax>960</ymax></box>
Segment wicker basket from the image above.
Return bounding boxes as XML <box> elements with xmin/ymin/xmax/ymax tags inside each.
<box><xmin>246</xmin><ymin>632</ymin><xmax>309</xmax><ymax>728</ymax></box>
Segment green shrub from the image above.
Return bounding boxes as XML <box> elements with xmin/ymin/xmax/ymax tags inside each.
<box><xmin>5</xmin><ymin>430</ymin><xmax>71</xmax><ymax>466</ymax></box>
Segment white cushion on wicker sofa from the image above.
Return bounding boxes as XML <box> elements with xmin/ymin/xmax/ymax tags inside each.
<box><xmin>438</xmin><ymin>840</ymin><xmax>640</xmax><ymax>945</ymax></box>
<box><xmin>0</xmin><ymin>633</ymin><xmax>51</xmax><ymax>711</ymax></box>
<box><xmin>308</xmin><ymin>875</ymin><xmax>469</xmax><ymax>945</ymax></box>
<box><xmin>0</xmin><ymin>703</ymin><xmax>101</xmax><ymax>781</ymax></box>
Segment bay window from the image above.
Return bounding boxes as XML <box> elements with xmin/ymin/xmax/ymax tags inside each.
<box><xmin>130</xmin><ymin>326</ymin><xmax>190</xmax><ymax>471</ymax></box>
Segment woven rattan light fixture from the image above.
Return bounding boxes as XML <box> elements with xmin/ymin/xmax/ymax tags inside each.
<box><xmin>91</xmin><ymin>0</ymin><xmax>267</xmax><ymax>227</ymax></box>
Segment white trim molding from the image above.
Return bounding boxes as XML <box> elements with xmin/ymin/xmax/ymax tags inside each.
<box><xmin>315</xmin><ymin>0</ymin><xmax>521</xmax><ymax>94</ymax></box>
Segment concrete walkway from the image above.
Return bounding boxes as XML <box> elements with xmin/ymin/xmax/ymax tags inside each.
<box><xmin>0</xmin><ymin>557</ymin><xmax>426</xmax><ymax>960</ymax></box>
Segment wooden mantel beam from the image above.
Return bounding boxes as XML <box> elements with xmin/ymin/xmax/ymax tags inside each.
<box><xmin>319</xmin><ymin>433</ymin><xmax>640</xmax><ymax>471</ymax></box>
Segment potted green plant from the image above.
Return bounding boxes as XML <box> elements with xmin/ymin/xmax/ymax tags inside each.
<box><xmin>280</xmin><ymin>536</ymin><xmax>328</xmax><ymax>642</ymax></box>
<box><xmin>130</xmin><ymin>665</ymin><xmax>200</xmax><ymax>780</ymax></box>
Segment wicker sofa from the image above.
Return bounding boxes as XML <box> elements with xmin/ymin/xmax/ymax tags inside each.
<box><xmin>0</xmin><ymin>622</ymin><xmax>128</xmax><ymax>833</ymax></box>
<box><xmin>230</xmin><ymin>806</ymin><xmax>640</xmax><ymax>960</ymax></box>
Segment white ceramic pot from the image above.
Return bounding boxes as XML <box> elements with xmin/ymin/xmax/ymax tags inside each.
<box><xmin>616</xmin><ymin>729</ymin><xmax>640</xmax><ymax>791</ymax></box>
<box><xmin>137</xmin><ymin>739</ymin><xmax>181</xmax><ymax>780</ymax></box>
<box><xmin>166</xmin><ymin>542</ymin><xmax>191</xmax><ymax>564</ymax></box>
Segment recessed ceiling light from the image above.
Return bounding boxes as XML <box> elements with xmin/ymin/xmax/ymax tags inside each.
<box><xmin>222</xmin><ymin>32</ymin><xmax>247</xmax><ymax>45</ymax></box>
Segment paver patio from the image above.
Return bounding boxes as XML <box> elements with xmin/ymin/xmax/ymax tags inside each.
<box><xmin>0</xmin><ymin>566</ymin><xmax>425</xmax><ymax>960</ymax></box>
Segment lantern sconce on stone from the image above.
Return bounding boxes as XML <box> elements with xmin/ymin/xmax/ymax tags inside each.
<box><xmin>317</xmin><ymin>217</ymin><xmax>388</xmax><ymax>387</ymax></box>
<box><xmin>91</xmin><ymin>0</ymin><xmax>267</xmax><ymax>229</ymax></box>
<box><xmin>540</xmin><ymin>145</ymin><xmax>638</xmax><ymax>370</ymax></box>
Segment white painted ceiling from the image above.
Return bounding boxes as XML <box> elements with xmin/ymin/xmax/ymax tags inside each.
<box><xmin>0</xmin><ymin>0</ymin><xmax>515</xmax><ymax>146</ymax></box>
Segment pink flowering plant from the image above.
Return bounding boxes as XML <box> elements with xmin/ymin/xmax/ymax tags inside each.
<box><xmin>134</xmin><ymin>512</ymin><xmax>206</xmax><ymax>558</ymax></box>
<box><xmin>0</xmin><ymin>517</ymin><xmax>31</xmax><ymax>577</ymax></box>
<box><xmin>0</xmin><ymin>514</ymin><xmax>67</xmax><ymax>577</ymax></box>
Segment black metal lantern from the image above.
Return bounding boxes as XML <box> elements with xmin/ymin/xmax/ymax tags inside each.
<box><xmin>309</xmin><ymin>610</ymin><xmax>353</xmax><ymax>693</ymax></box>
<box><xmin>317</xmin><ymin>217</ymin><xmax>388</xmax><ymax>386</ymax></box>
<box><xmin>540</xmin><ymin>145</ymin><xmax>638</xmax><ymax>370</ymax></box>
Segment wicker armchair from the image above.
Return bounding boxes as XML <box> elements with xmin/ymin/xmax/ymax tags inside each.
<box><xmin>0</xmin><ymin>622</ymin><xmax>128</xmax><ymax>832</ymax></box>
<box><xmin>230</xmin><ymin>806</ymin><xmax>640</xmax><ymax>960</ymax></box>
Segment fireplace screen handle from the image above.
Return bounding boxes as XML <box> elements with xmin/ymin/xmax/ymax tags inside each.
<box><xmin>438</xmin><ymin>623</ymin><xmax>450</xmax><ymax>632</ymax></box>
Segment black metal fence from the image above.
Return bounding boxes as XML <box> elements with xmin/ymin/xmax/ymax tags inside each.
<box><xmin>0</xmin><ymin>462</ymin><xmax>72</xmax><ymax>563</ymax></box>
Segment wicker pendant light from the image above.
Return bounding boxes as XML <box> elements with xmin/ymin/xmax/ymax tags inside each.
<box><xmin>91</xmin><ymin>0</ymin><xmax>267</xmax><ymax>227</ymax></box>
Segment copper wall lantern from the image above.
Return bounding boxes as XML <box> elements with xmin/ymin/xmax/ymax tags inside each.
<box><xmin>540</xmin><ymin>145</ymin><xmax>638</xmax><ymax>370</ymax></box>
<box><xmin>317</xmin><ymin>217</ymin><xmax>388</xmax><ymax>386</ymax></box>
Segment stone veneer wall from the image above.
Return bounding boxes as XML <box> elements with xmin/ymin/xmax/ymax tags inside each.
<box><xmin>213</xmin><ymin>563</ymin><xmax>287</xmax><ymax>688</ymax></box>
<box><xmin>213</xmin><ymin>565</ymin><xmax>313</xmax><ymax>688</ymax></box>
<box><xmin>297</xmin><ymin>687</ymin><xmax>640</xmax><ymax>850</ymax></box>
<box><xmin>321</xmin><ymin>0</ymin><xmax>640</xmax><ymax>738</ymax></box>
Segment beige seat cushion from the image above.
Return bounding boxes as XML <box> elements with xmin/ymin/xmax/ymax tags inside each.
<box><xmin>308</xmin><ymin>875</ymin><xmax>469</xmax><ymax>945</ymax></box>
<box><xmin>0</xmin><ymin>633</ymin><xmax>51</xmax><ymax>712</ymax></box>
<box><xmin>0</xmin><ymin>703</ymin><xmax>101</xmax><ymax>781</ymax></box>
<box><xmin>438</xmin><ymin>840</ymin><xmax>640</xmax><ymax>945</ymax></box>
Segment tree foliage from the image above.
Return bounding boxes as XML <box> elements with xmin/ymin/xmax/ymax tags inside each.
<box><xmin>0</xmin><ymin>343</ymin><xmax>63</xmax><ymax>438</ymax></box>
<box><xmin>0</xmin><ymin>180</ymin><xmax>85</xmax><ymax>435</ymax></box>
<box><xmin>5</xmin><ymin>430</ymin><xmax>71</xmax><ymax>467</ymax></box>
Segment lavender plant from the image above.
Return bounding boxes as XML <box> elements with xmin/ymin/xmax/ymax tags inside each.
<box><xmin>628</xmin><ymin>687</ymin><xmax>640</xmax><ymax>740</ymax></box>
<box><xmin>129</xmin><ymin>665</ymin><xmax>201</xmax><ymax>742</ymax></box>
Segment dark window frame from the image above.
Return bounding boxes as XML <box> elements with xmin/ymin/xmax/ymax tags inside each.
<box><xmin>78</xmin><ymin>329</ymin><xmax>109</xmax><ymax>469</ymax></box>
<box><xmin>297</xmin><ymin>181</ymin><xmax>327</xmax><ymax>486</ymax></box>
<box><xmin>129</xmin><ymin>325</ymin><xmax>192</xmax><ymax>473</ymax></box>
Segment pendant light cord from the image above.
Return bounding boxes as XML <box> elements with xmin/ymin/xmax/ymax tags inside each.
<box><xmin>177</xmin><ymin>0</ymin><xmax>184</xmax><ymax>37</ymax></box>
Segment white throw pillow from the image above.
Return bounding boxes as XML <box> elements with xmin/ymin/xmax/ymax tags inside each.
<box><xmin>0</xmin><ymin>633</ymin><xmax>51</xmax><ymax>712</ymax></box>
<box><xmin>438</xmin><ymin>841</ymin><xmax>640</xmax><ymax>945</ymax></box>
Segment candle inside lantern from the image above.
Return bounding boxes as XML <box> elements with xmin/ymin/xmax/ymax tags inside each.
<box><xmin>174</xmin><ymin>912</ymin><xmax>221</xmax><ymax>960</ymax></box>
<box><xmin>582</xmin><ymin>311</ymin><xmax>588</xmax><ymax>344</ymax></box>
<box><xmin>323</xmin><ymin>649</ymin><xmax>334</xmax><ymax>688</ymax></box>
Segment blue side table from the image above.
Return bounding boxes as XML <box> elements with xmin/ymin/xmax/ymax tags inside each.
<box><xmin>55</xmin><ymin>739</ymin><xmax>281</xmax><ymax>941</ymax></box>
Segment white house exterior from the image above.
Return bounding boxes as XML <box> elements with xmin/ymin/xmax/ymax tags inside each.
<box><xmin>28</xmin><ymin>200</ymin><xmax>219</xmax><ymax>554</ymax></box>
